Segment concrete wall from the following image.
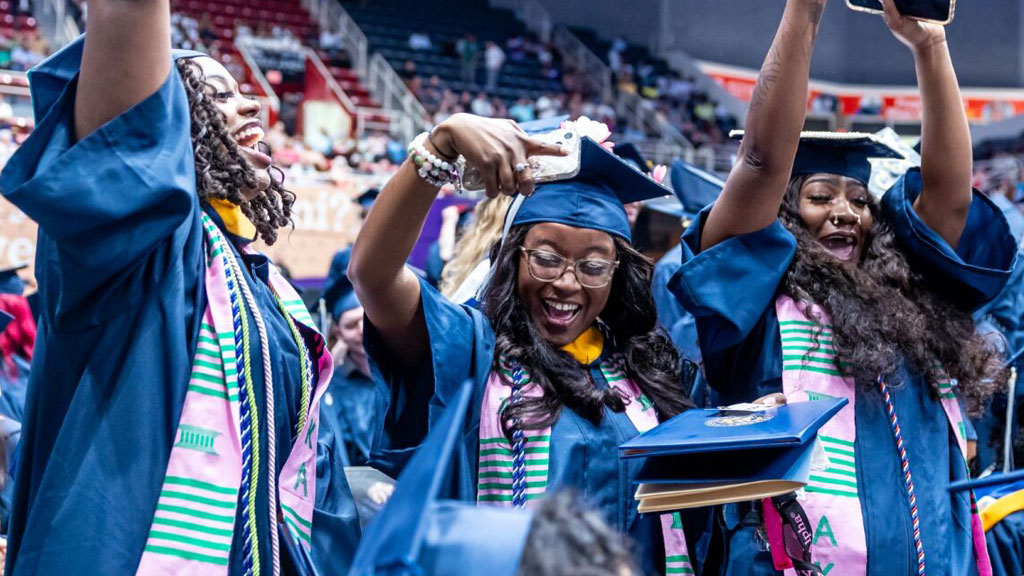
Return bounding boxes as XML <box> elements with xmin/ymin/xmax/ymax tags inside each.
<box><xmin>528</xmin><ymin>0</ymin><xmax>1023</xmax><ymax>87</ymax></box>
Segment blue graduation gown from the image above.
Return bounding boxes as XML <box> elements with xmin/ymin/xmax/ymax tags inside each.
<box><xmin>0</xmin><ymin>38</ymin><xmax>358</xmax><ymax>575</ymax></box>
<box><xmin>988</xmin><ymin>509</ymin><xmax>1024</xmax><ymax>576</ymax></box>
<box><xmin>364</xmin><ymin>278</ymin><xmax>705</xmax><ymax>576</ymax></box>
<box><xmin>669</xmin><ymin>170</ymin><xmax>1016</xmax><ymax>576</ymax></box>
<box><xmin>322</xmin><ymin>368</ymin><xmax>385</xmax><ymax>466</ymax></box>
<box><xmin>653</xmin><ymin>243</ymin><xmax>701</xmax><ymax>364</ymax></box>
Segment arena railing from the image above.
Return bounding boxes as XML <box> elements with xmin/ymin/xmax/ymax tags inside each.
<box><xmin>301</xmin><ymin>0</ymin><xmax>368</xmax><ymax>79</ymax></box>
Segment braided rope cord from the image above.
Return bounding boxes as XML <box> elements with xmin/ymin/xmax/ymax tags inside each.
<box><xmin>274</xmin><ymin>295</ymin><xmax>313</xmax><ymax>436</ymax></box>
<box><xmin>508</xmin><ymin>362</ymin><xmax>528</xmax><ymax>509</ymax></box>
<box><xmin>879</xmin><ymin>376</ymin><xmax>926</xmax><ymax>576</ymax></box>
<box><xmin>218</xmin><ymin>234</ymin><xmax>262</xmax><ymax>576</ymax></box>
<box><xmin>226</xmin><ymin>249</ymin><xmax>281</xmax><ymax>576</ymax></box>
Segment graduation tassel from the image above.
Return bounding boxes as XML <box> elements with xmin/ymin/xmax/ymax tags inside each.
<box><xmin>879</xmin><ymin>376</ymin><xmax>926</xmax><ymax>576</ymax></box>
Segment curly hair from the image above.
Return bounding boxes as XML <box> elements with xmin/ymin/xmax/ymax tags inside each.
<box><xmin>176</xmin><ymin>58</ymin><xmax>295</xmax><ymax>245</ymax></box>
<box><xmin>778</xmin><ymin>175</ymin><xmax>1004</xmax><ymax>415</ymax></box>
<box><xmin>518</xmin><ymin>491</ymin><xmax>639</xmax><ymax>576</ymax></box>
<box><xmin>482</xmin><ymin>225</ymin><xmax>691</xmax><ymax>436</ymax></box>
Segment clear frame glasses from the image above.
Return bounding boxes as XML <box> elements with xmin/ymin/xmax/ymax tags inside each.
<box><xmin>519</xmin><ymin>247</ymin><xmax>619</xmax><ymax>289</ymax></box>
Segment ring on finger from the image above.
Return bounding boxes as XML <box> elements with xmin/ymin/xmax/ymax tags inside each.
<box><xmin>514</xmin><ymin>162</ymin><xmax>529</xmax><ymax>174</ymax></box>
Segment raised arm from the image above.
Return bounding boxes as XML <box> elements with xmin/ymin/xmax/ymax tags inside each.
<box><xmin>75</xmin><ymin>0</ymin><xmax>172</xmax><ymax>141</ymax></box>
<box><xmin>700</xmin><ymin>0</ymin><xmax>827</xmax><ymax>251</ymax></box>
<box><xmin>348</xmin><ymin>114</ymin><xmax>565</xmax><ymax>366</ymax></box>
<box><xmin>879</xmin><ymin>0</ymin><xmax>972</xmax><ymax>248</ymax></box>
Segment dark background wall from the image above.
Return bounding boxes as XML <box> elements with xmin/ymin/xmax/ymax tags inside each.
<box><xmin>531</xmin><ymin>0</ymin><xmax>1023</xmax><ymax>87</ymax></box>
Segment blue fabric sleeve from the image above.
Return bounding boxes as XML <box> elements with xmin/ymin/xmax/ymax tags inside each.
<box><xmin>881</xmin><ymin>169</ymin><xmax>1016</xmax><ymax>310</ymax></box>
<box><xmin>987</xmin><ymin>510</ymin><xmax>1024</xmax><ymax>576</ymax></box>
<box><xmin>668</xmin><ymin>206</ymin><xmax>797</xmax><ymax>353</ymax></box>
<box><xmin>364</xmin><ymin>275</ymin><xmax>494</xmax><ymax>477</ymax></box>
<box><xmin>0</xmin><ymin>54</ymin><xmax>197</xmax><ymax>329</ymax></box>
<box><xmin>310</xmin><ymin>412</ymin><xmax>361</xmax><ymax>572</ymax></box>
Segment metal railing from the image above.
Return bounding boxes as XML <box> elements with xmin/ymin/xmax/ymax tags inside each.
<box><xmin>305</xmin><ymin>47</ymin><xmax>395</xmax><ymax>136</ymax></box>
<box><xmin>367</xmin><ymin>52</ymin><xmax>430</xmax><ymax>142</ymax></box>
<box><xmin>300</xmin><ymin>0</ymin><xmax>368</xmax><ymax>78</ymax></box>
<box><xmin>36</xmin><ymin>0</ymin><xmax>80</xmax><ymax>50</ymax></box>
<box><xmin>551</xmin><ymin>25</ymin><xmax>612</xmax><ymax>102</ymax></box>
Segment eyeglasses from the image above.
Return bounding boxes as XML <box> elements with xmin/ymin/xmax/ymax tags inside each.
<box><xmin>519</xmin><ymin>247</ymin><xmax>619</xmax><ymax>289</ymax></box>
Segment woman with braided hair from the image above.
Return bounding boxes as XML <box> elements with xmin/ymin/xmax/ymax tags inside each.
<box><xmin>0</xmin><ymin>1</ymin><xmax>359</xmax><ymax>574</ymax></box>
<box><xmin>349</xmin><ymin>114</ymin><xmax>703</xmax><ymax>575</ymax></box>
<box><xmin>670</xmin><ymin>0</ymin><xmax>1015</xmax><ymax>573</ymax></box>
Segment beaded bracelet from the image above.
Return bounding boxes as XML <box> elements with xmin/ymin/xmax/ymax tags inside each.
<box><xmin>408</xmin><ymin>131</ymin><xmax>464</xmax><ymax>190</ymax></box>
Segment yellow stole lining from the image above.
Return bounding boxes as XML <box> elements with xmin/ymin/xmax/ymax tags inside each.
<box><xmin>209</xmin><ymin>198</ymin><xmax>257</xmax><ymax>241</ymax></box>
<box><xmin>981</xmin><ymin>488</ymin><xmax>1024</xmax><ymax>532</ymax></box>
<box><xmin>561</xmin><ymin>326</ymin><xmax>604</xmax><ymax>365</ymax></box>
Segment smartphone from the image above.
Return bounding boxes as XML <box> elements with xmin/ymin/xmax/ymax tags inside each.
<box><xmin>462</xmin><ymin>125</ymin><xmax>582</xmax><ymax>193</ymax></box>
<box><xmin>846</xmin><ymin>0</ymin><xmax>955</xmax><ymax>25</ymax></box>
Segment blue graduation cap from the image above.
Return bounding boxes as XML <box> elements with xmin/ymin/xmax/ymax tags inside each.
<box><xmin>349</xmin><ymin>380</ymin><xmax>534</xmax><ymax>576</ymax></box>
<box><xmin>612</xmin><ymin>142</ymin><xmax>651</xmax><ymax>175</ymax></box>
<box><xmin>0</xmin><ymin>310</ymin><xmax>12</xmax><ymax>333</ymax></box>
<box><xmin>509</xmin><ymin>137</ymin><xmax>673</xmax><ymax>242</ymax></box>
<box><xmin>731</xmin><ymin>131</ymin><xmax>905</xmax><ymax>186</ymax></box>
<box><xmin>518</xmin><ymin>115</ymin><xmax>570</xmax><ymax>136</ymax></box>
<box><xmin>0</xmin><ymin>265</ymin><xmax>26</xmax><ymax>296</ymax></box>
<box><xmin>322</xmin><ymin>249</ymin><xmax>360</xmax><ymax>319</ymax></box>
<box><xmin>949</xmin><ymin>469</ymin><xmax>1024</xmax><ymax>500</ymax></box>
<box><xmin>356</xmin><ymin>188</ymin><xmax>380</xmax><ymax>213</ymax></box>
<box><xmin>669</xmin><ymin>159</ymin><xmax>724</xmax><ymax>217</ymax></box>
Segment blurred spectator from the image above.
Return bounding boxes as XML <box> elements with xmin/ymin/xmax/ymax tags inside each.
<box><xmin>470</xmin><ymin>92</ymin><xmax>493</xmax><ymax>117</ymax></box>
<box><xmin>508</xmin><ymin>97</ymin><xmax>536</xmax><ymax>123</ymax></box>
<box><xmin>456</xmin><ymin>33</ymin><xmax>479</xmax><ymax>84</ymax></box>
<box><xmin>408</xmin><ymin>31</ymin><xmax>432</xmax><ymax>51</ymax></box>
<box><xmin>484</xmin><ymin>41</ymin><xmax>505</xmax><ymax>92</ymax></box>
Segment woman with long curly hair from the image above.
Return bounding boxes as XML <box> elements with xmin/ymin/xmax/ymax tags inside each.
<box><xmin>0</xmin><ymin>3</ymin><xmax>359</xmax><ymax>575</ymax></box>
<box><xmin>349</xmin><ymin>116</ymin><xmax>699</xmax><ymax>574</ymax></box>
<box><xmin>670</xmin><ymin>0</ymin><xmax>1015</xmax><ymax>574</ymax></box>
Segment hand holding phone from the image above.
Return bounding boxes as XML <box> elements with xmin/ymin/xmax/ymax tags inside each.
<box><xmin>846</xmin><ymin>0</ymin><xmax>954</xmax><ymax>25</ymax></box>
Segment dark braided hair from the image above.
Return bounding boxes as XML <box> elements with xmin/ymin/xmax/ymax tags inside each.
<box><xmin>176</xmin><ymin>58</ymin><xmax>295</xmax><ymax>245</ymax></box>
<box><xmin>778</xmin><ymin>175</ymin><xmax>1005</xmax><ymax>415</ymax></box>
<box><xmin>482</xmin><ymin>225</ymin><xmax>692</xmax><ymax>436</ymax></box>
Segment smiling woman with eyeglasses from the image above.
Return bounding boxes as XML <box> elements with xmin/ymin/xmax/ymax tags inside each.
<box><xmin>348</xmin><ymin>118</ymin><xmax>699</xmax><ymax>575</ymax></box>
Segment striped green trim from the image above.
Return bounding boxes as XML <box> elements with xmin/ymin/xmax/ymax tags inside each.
<box><xmin>194</xmin><ymin>347</ymin><xmax>221</xmax><ymax>360</ymax></box>
<box><xmin>781</xmin><ymin>355</ymin><xmax>839</xmax><ymax>368</ymax></box>
<box><xmin>161</xmin><ymin>490</ymin><xmax>235</xmax><ymax>509</ymax></box>
<box><xmin>822</xmin><ymin>445</ymin><xmax>855</xmax><ymax>458</ymax></box>
<box><xmin>479</xmin><ymin>435</ymin><xmax>551</xmax><ymax>444</ymax></box>
<box><xmin>805</xmin><ymin>391</ymin><xmax>837</xmax><ymax>402</ymax></box>
<box><xmin>781</xmin><ymin>343</ymin><xmax>838</xmax><ymax>353</ymax></box>
<box><xmin>666</xmin><ymin>568</ymin><xmax>695</xmax><ymax>575</ymax></box>
<box><xmin>782</xmin><ymin>364</ymin><xmax>845</xmax><ymax>377</ymax></box>
<box><xmin>478</xmin><ymin>492</ymin><xmax>545</xmax><ymax>502</ymax></box>
<box><xmin>478</xmin><ymin>480</ymin><xmax>549</xmax><ymax>490</ymax></box>
<box><xmin>808</xmin><ymin>474</ymin><xmax>858</xmax><ymax>489</ymax></box>
<box><xmin>284</xmin><ymin>516</ymin><xmax>312</xmax><ymax>545</ymax></box>
<box><xmin>281</xmin><ymin>503</ymin><xmax>313</xmax><ymax>530</ymax></box>
<box><xmin>818</xmin><ymin>435</ymin><xmax>854</xmax><ymax>447</ymax></box>
<box><xmin>826</xmin><ymin>456</ymin><xmax>856</xmax><ymax>469</ymax></box>
<box><xmin>479</xmin><ymin>446</ymin><xmax>550</xmax><ymax>457</ymax></box>
<box><xmin>478</xmin><ymin>469</ymin><xmax>548</xmax><ymax>479</ymax></box>
<box><xmin>823</xmin><ymin>466</ymin><xmax>856</xmax><ymax>478</ymax></box>
<box><xmin>187</xmin><ymin>384</ymin><xmax>238</xmax><ymax>403</ymax></box>
<box><xmin>165</xmin><ymin>476</ymin><xmax>237</xmax><ymax>496</ymax></box>
<box><xmin>197</xmin><ymin>335</ymin><xmax>219</xmax><ymax>347</ymax></box>
<box><xmin>781</xmin><ymin>336</ymin><xmax>835</xmax><ymax>346</ymax></box>
<box><xmin>144</xmin><ymin>544</ymin><xmax>229</xmax><ymax>566</ymax></box>
<box><xmin>190</xmin><ymin>371</ymin><xmax>226</xmax><ymax>385</ymax></box>
<box><xmin>148</xmin><ymin>530</ymin><xmax>231</xmax><ymax>552</ymax></box>
<box><xmin>151</xmin><ymin>516</ymin><xmax>234</xmax><ymax>538</ymax></box>
<box><xmin>476</xmin><ymin>458</ymin><xmax>550</xmax><ymax>467</ymax></box>
<box><xmin>778</xmin><ymin>320</ymin><xmax>823</xmax><ymax>328</ymax></box>
<box><xmin>156</xmin><ymin>503</ymin><xmax>235</xmax><ymax>524</ymax></box>
<box><xmin>805</xmin><ymin>485</ymin><xmax>859</xmax><ymax>498</ymax></box>
<box><xmin>780</xmin><ymin>328</ymin><xmax>834</xmax><ymax>337</ymax></box>
<box><xmin>666</xmin><ymin>555</ymin><xmax>690</xmax><ymax>562</ymax></box>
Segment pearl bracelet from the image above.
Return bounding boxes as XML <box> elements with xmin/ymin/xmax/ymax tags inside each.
<box><xmin>407</xmin><ymin>131</ymin><xmax>464</xmax><ymax>190</ymax></box>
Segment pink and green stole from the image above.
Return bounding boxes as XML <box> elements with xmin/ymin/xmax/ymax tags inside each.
<box><xmin>135</xmin><ymin>213</ymin><xmax>333</xmax><ymax>574</ymax></box>
<box><xmin>775</xmin><ymin>295</ymin><xmax>991</xmax><ymax>576</ymax></box>
<box><xmin>477</xmin><ymin>355</ymin><xmax>694</xmax><ymax>575</ymax></box>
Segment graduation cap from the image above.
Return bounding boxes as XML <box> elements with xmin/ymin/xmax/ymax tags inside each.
<box><xmin>0</xmin><ymin>265</ymin><xmax>26</xmax><ymax>296</ymax></box>
<box><xmin>730</xmin><ymin>131</ymin><xmax>906</xmax><ymax>186</ymax></box>
<box><xmin>0</xmin><ymin>310</ymin><xmax>12</xmax><ymax>333</ymax></box>
<box><xmin>349</xmin><ymin>380</ymin><xmax>534</xmax><ymax>576</ymax></box>
<box><xmin>519</xmin><ymin>115</ymin><xmax>570</xmax><ymax>136</ymax></box>
<box><xmin>612</xmin><ymin>142</ymin><xmax>651</xmax><ymax>175</ymax></box>
<box><xmin>321</xmin><ymin>249</ymin><xmax>360</xmax><ymax>319</ymax></box>
<box><xmin>356</xmin><ymin>188</ymin><xmax>380</xmax><ymax>213</ymax></box>
<box><xmin>669</xmin><ymin>159</ymin><xmax>724</xmax><ymax>217</ymax></box>
<box><xmin>508</xmin><ymin>137</ymin><xmax>674</xmax><ymax>242</ymax></box>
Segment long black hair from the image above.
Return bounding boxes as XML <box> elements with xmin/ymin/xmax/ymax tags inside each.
<box><xmin>482</xmin><ymin>225</ymin><xmax>691</xmax><ymax>436</ymax></box>
<box><xmin>779</xmin><ymin>175</ymin><xmax>1004</xmax><ymax>414</ymax></box>
<box><xmin>176</xmin><ymin>58</ymin><xmax>294</xmax><ymax>245</ymax></box>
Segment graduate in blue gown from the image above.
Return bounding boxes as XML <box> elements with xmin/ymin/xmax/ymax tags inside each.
<box><xmin>321</xmin><ymin>266</ymin><xmax>385</xmax><ymax>467</ymax></box>
<box><xmin>349</xmin><ymin>115</ymin><xmax>703</xmax><ymax>575</ymax></box>
<box><xmin>0</xmin><ymin>4</ymin><xmax>358</xmax><ymax>573</ymax></box>
<box><xmin>950</xmin><ymin>466</ymin><xmax>1024</xmax><ymax>576</ymax></box>
<box><xmin>668</xmin><ymin>0</ymin><xmax>1015</xmax><ymax>573</ymax></box>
